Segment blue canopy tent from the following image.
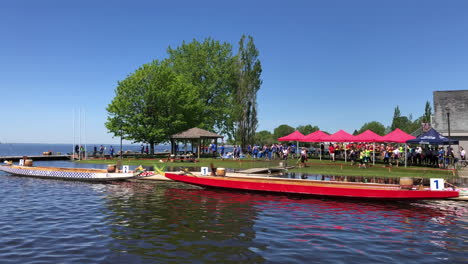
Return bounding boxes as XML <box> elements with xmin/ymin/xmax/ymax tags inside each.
<box><xmin>406</xmin><ymin>128</ymin><xmax>459</xmax><ymax>145</ymax></box>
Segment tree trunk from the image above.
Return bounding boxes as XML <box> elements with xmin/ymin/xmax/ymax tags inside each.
<box><xmin>150</xmin><ymin>141</ymin><xmax>155</xmax><ymax>155</ymax></box>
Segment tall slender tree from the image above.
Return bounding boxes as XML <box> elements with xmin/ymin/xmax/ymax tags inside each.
<box><xmin>422</xmin><ymin>101</ymin><xmax>432</xmax><ymax>123</ymax></box>
<box><xmin>234</xmin><ymin>35</ymin><xmax>262</xmax><ymax>150</ymax></box>
<box><xmin>390</xmin><ymin>106</ymin><xmax>401</xmax><ymax>130</ymax></box>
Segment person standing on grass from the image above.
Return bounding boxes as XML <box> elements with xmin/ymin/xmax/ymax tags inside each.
<box><xmin>328</xmin><ymin>144</ymin><xmax>335</xmax><ymax>162</ymax></box>
<box><xmin>220</xmin><ymin>144</ymin><xmax>225</xmax><ymax>157</ymax></box>
<box><xmin>110</xmin><ymin>146</ymin><xmax>114</xmax><ymax>158</ymax></box>
<box><xmin>300</xmin><ymin>148</ymin><xmax>308</xmax><ymax>167</ymax></box>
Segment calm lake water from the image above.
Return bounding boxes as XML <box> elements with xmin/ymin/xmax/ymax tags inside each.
<box><xmin>0</xmin><ymin>144</ymin><xmax>467</xmax><ymax>263</ymax></box>
<box><xmin>0</xmin><ymin>143</ymin><xmax>171</xmax><ymax>156</ymax></box>
<box><xmin>1</xmin><ymin>160</ymin><xmax>467</xmax><ymax>263</ymax></box>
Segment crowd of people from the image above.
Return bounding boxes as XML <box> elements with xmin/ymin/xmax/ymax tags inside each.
<box><xmin>325</xmin><ymin>143</ymin><xmax>466</xmax><ymax>168</ymax></box>
<box><xmin>205</xmin><ymin>142</ymin><xmax>466</xmax><ymax>169</ymax></box>
<box><xmin>76</xmin><ymin>140</ymin><xmax>466</xmax><ymax>168</ymax></box>
<box><xmin>74</xmin><ymin>145</ymin><xmax>116</xmax><ymax>159</ymax></box>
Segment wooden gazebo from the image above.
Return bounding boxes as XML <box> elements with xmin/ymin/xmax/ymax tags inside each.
<box><xmin>170</xmin><ymin>128</ymin><xmax>223</xmax><ymax>158</ymax></box>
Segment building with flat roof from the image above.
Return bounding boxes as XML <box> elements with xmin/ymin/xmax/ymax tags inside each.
<box><xmin>432</xmin><ymin>90</ymin><xmax>468</xmax><ymax>155</ymax></box>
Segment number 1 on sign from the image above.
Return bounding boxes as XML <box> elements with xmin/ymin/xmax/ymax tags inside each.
<box><xmin>430</xmin><ymin>178</ymin><xmax>444</xmax><ymax>190</ymax></box>
<box><xmin>201</xmin><ymin>167</ymin><xmax>208</xmax><ymax>176</ymax></box>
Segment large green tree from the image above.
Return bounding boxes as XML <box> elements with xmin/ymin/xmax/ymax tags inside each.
<box><xmin>167</xmin><ymin>38</ymin><xmax>237</xmax><ymax>136</ymax></box>
<box><xmin>106</xmin><ymin>60</ymin><xmax>201</xmax><ymax>154</ymax></box>
<box><xmin>255</xmin><ymin>130</ymin><xmax>274</xmax><ymax>146</ymax></box>
<box><xmin>234</xmin><ymin>35</ymin><xmax>262</xmax><ymax>150</ymax></box>
<box><xmin>357</xmin><ymin>121</ymin><xmax>386</xmax><ymax>135</ymax></box>
<box><xmin>273</xmin><ymin>124</ymin><xmax>295</xmax><ymax>140</ymax></box>
<box><xmin>296</xmin><ymin>125</ymin><xmax>319</xmax><ymax>136</ymax></box>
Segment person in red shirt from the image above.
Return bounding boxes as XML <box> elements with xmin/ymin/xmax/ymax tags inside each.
<box><xmin>329</xmin><ymin>144</ymin><xmax>335</xmax><ymax>161</ymax></box>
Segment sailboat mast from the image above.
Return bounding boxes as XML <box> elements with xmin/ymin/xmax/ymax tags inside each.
<box><xmin>72</xmin><ymin>108</ymin><xmax>75</xmax><ymax>160</ymax></box>
<box><xmin>84</xmin><ymin>109</ymin><xmax>87</xmax><ymax>160</ymax></box>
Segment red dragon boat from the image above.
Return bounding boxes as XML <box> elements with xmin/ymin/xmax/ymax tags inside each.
<box><xmin>164</xmin><ymin>172</ymin><xmax>459</xmax><ymax>200</ymax></box>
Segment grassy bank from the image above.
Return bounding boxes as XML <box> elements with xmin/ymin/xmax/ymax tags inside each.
<box><xmin>78</xmin><ymin>157</ymin><xmax>456</xmax><ymax>179</ymax></box>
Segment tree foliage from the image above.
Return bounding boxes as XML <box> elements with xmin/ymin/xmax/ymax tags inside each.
<box><xmin>390</xmin><ymin>106</ymin><xmax>401</xmax><ymax>131</ymax></box>
<box><xmin>422</xmin><ymin>100</ymin><xmax>432</xmax><ymax>123</ymax></box>
<box><xmin>296</xmin><ymin>125</ymin><xmax>319</xmax><ymax>136</ymax></box>
<box><xmin>167</xmin><ymin>38</ymin><xmax>237</xmax><ymax>136</ymax></box>
<box><xmin>233</xmin><ymin>35</ymin><xmax>262</xmax><ymax>150</ymax></box>
<box><xmin>357</xmin><ymin>121</ymin><xmax>386</xmax><ymax>135</ymax></box>
<box><xmin>387</xmin><ymin>105</ymin><xmax>424</xmax><ymax>134</ymax></box>
<box><xmin>106</xmin><ymin>60</ymin><xmax>201</xmax><ymax>153</ymax></box>
<box><xmin>273</xmin><ymin>124</ymin><xmax>295</xmax><ymax>140</ymax></box>
<box><xmin>255</xmin><ymin>130</ymin><xmax>274</xmax><ymax>146</ymax></box>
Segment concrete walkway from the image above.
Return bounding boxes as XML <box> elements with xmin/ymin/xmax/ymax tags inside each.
<box><xmin>458</xmin><ymin>165</ymin><xmax>468</xmax><ymax>178</ymax></box>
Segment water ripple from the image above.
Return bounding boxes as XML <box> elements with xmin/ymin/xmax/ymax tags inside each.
<box><xmin>0</xmin><ymin>164</ymin><xmax>467</xmax><ymax>263</ymax></box>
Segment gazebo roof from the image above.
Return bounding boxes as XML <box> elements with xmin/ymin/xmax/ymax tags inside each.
<box><xmin>170</xmin><ymin>127</ymin><xmax>223</xmax><ymax>139</ymax></box>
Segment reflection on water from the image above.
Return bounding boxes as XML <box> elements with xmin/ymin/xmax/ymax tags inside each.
<box><xmin>101</xmin><ymin>182</ymin><xmax>467</xmax><ymax>264</ymax></box>
<box><xmin>102</xmin><ymin>182</ymin><xmax>264</xmax><ymax>263</ymax></box>
<box><xmin>0</xmin><ymin>161</ymin><xmax>467</xmax><ymax>263</ymax></box>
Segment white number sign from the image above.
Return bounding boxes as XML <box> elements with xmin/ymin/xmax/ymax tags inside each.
<box><xmin>430</xmin><ymin>178</ymin><xmax>444</xmax><ymax>191</ymax></box>
<box><xmin>201</xmin><ymin>167</ymin><xmax>209</xmax><ymax>176</ymax></box>
<box><xmin>19</xmin><ymin>159</ymin><xmax>24</xmax><ymax>166</ymax></box>
<box><xmin>123</xmin><ymin>165</ymin><xmax>130</xmax><ymax>173</ymax></box>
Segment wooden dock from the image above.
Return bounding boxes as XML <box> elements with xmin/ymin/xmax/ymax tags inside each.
<box><xmin>0</xmin><ymin>155</ymin><xmax>71</xmax><ymax>162</ymax></box>
<box><xmin>237</xmin><ymin>166</ymin><xmax>293</xmax><ymax>174</ymax></box>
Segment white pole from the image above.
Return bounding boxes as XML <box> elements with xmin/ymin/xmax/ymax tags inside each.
<box><xmin>344</xmin><ymin>143</ymin><xmax>347</xmax><ymax>162</ymax></box>
<box><xmin>373</xmin><ymin>142</ymin><xmax>376</xmax><ymax>165</ymax></box>
<box><xmin>72</xmin><ymin>108</ymin><xmax>75</xmax><ymax>160</ymax></box>
<box><xmin>297</xmin><ymin>140</ymin><xmax>299</xmax><ymax>159</ymax></box>
<box><xmin>84</xmin><ymin>109</ymin><xmax>87</xmax><ymax>160</ymax></box>
<box><xmin>79</xmin><ymin>107</ymin><xmax>81</xmax><ymax>161</ymax></box>
<box><xmin>319</xmin><ymin>142</ymin><xmax>322</xmax><ymax>160</ymax></box>
<box><xmin>404</xmin><ymin>143</ymin><xmax>408</xmax><ymax>168</ymax></box>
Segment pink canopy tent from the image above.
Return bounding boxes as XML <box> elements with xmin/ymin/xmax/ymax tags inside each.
<box><xmin>353</xmin><ymin>130</ymin><xmax>384</xmax><ymax>142</ymax></box>
<box><xmin>326</xmin><ymin>130</ymin><xmax>356</xmax><ymax>142</ymax></box>
<box><xmin>278</xmin><ymin>130</ymin><xmax>305</xmax><ymax>155</ymax></box>
<box><xmin>380</xmin><ymin>128</ymin><xmax>416</xmax><ymax>143</ymax></box>
<box><xmin>278</xmin><ymin>130</ymin><xmax>305</xmax><ymax>141</ymax></box>
<box><xmin>301</xmin><ymin>130</ymin><xmax>330</xmax><ymax>142</ymax></box>
<box><xmin>353</xmin><ymin>130</ymin><xmax>384</xmax><ymax>165</ymax></box>
<box><xmin>325</xmin><ymin>130</ymin><xmax>355</xmax><ymax>162</ymax></box>
<box><xmin>301</xmin><ymin>130</ymin><xmax>330</xmax><ymax>160</ymax></box>
<box><xmin>380</xmin><ymin>128</ymin><xmax>416</xmax><ymax>167</ymax></box>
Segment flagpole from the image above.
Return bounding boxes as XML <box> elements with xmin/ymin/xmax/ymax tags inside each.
<box><xmin>72</xmin><ymin>108</ymin><xmax>75</xmax><ymax>160</ymax></box>
<box><xmin>79</xmin><ymin>107</ymin><xmax>81</xmax><ymax>161</ymax></box>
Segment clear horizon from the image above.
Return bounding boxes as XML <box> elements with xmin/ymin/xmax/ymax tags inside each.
<box><xmin>2</xmin><ymin>0</ymin><xmax>467</xmax><ymax>143</ymax></box>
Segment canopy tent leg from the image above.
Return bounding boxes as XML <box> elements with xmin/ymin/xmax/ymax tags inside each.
<box><xmin>404</xmin><ymin>143</ymin><xmax>407</xmax><ymax>168</ymax></box>
<box><xmin>344</xmin><ymin>143</ymin><xmax>347</xmax><ymax>163</ymax></box>
<box><xmin>373</xmin><ymin>142</ymin><xmax>376</xmax><ymax>166</ymax></box>
<box><xmin>297</xmin><ymin>140</ymin><xmax>299</xmax><ymax>159</ymax></box>
<box><xmin>197</xmin><ymin>139</ymin><xmax>201</xmax><ymax>159</ymax></box>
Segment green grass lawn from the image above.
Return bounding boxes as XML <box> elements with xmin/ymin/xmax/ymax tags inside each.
<box><xmin>78</xmin><ymin>156</ymin><xmax>457</xmax><ymax>179</ymax></box>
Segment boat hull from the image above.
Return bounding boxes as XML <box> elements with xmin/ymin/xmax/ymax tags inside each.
<box><xmin>0</xmin><ymin>165</ymin><xmax>138</xmax><ymax>181</ymax></box>
<box><xmin>164</xmin><ymin>173</ymin><xmax>460</xmax><ymax>200</ymax></box>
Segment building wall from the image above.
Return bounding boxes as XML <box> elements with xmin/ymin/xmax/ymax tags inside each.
<box><xmin>433</xmin><ymin>90</ymin><xmax>468</xmax><ymax>155</ymax></box>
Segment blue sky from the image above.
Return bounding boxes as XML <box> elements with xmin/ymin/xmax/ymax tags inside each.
<box><xmin>1</xmin><ymin>0</ymin><xmax>467</xmax><ymax>144</ymax></box>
